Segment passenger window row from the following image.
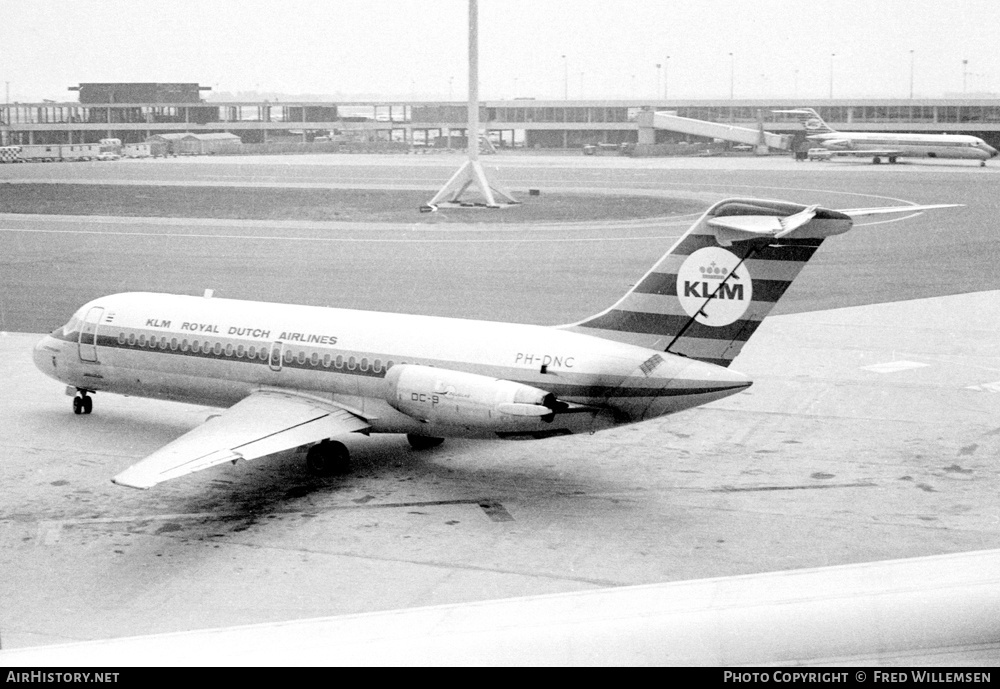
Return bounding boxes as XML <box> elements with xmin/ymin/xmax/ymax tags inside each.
<box><xmin>115</xmin><ymin>331</ymin><xmax>398</xmax><ymax>374</ymax></box>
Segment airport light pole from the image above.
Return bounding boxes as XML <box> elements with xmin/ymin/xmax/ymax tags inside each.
<box><xmin>963</xmin><ymin>59</ymin><xmax>968</xmax><ymax>94</ymax></box>
<box><xmin>829</xmin><ymin>53</ymin><xmax>836</xmax><ymax>99</ymax></box>
<box><xmin>909</xmin><ymin>50</ymin><xmax>914</xmax><ymax>99</ymax></box>
<box><xmin>664</xmin><ymin>56</ymin><xmax>670</xmax><ymax>99</ymax></box>
<box><xmin>655</xmin><ymin>63</ymin><xmax>661</xmax><ymax>99</ymax></box>
<box><xmin>561</xmin><ymin>55</ymin><xmax>568</xmax><ymax>100</ymax></box>
<box><xmin>449</xmin><ymin>76</ymin><xmax>454</xmax><ymax>101</ymax></box>
<box><xmin>728</xmin><ymin>52</ymin><xmax>734</xmax><ymax>99</ymax></box>
<box><xmin>425</xmin><ymin>0</ymin><xmax>517</xmax><ymax>209</ymax></box>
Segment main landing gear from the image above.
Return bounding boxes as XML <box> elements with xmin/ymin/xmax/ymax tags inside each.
<box><xmin>72</xmin><ymin>391</ymin><xmax>93</xmax><ymax>415</ymax></box>
<box><xmin>407</xmin><ymin>434</ymin><xmax>444</xmax><ymax>450</ymax></box>
<box><xmin>305</xmin><ymin>440</ymin><xmax>351</xmax><ymax>476</ymax></box>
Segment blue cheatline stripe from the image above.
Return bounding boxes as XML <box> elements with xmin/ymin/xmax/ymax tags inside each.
<box><xmin>687</xmin><ymin>356</ymin><xmax>732</xmax><ymax>368</ymax></box>
<box><xmin>634</xmin><ymin>273</ymin><xmax>794</xmax><ymax>302</ymax></box>
<box><xmin>851</xmin><ymin>139</ymin><xmax>973</xmax><ymax>148</ymax></box>
<box><xmin>740</xmin><ymin>241</ymin><xmax>822</xmax><ymax>262</ymax></box>
<box><xmin>55</xmin><ymin>329</ymin><xmax>748</xmax><ymax>401</ymax></box>
<box><xmin>578</xmin><ymin>310</ymin><xmax>762</xmax><ymax>342</ymax></box>
<box><xmin>671</xmin><ymin>234</ymin><xmax>824</xmax><ymax>261</ymax></box>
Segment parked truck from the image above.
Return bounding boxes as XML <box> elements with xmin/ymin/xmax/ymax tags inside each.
<box><xmin>18</xmin><ymin>143</ymin><xmax>102</xmax><ymax>162</ymax></box>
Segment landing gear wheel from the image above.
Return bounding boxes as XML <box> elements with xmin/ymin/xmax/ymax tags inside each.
<box><xmin>872</xmin><ymin>156</ymin><xmax>882</xmax><ymax>164</ymax></box>
<box><xmin>305</xmin><ymin>440</ymin><xmax>351</xmax><ymax>476</ymax></box>
<box><xmin>889</xmin><ymin>157</ymin><xmax>898</xmax><ymax>164</ymax></box>
<box><xmin>407</xmin><ymin>434</ymin><xmax>444</xmax><ymax>450</ymax></box>
<box><xmin>981</xmin><ymin>161</ymin><xmax>987</xmax><ymax>167</ymax></box>
<box><xmin>73</xmin><ymin>396</ymin><xmax>84</xmax><ymax>415</ymax></box>
<box><xmin>82</xmin><ymin>396</ymin><xmax>93</xmax><ymax>414</ymax></box>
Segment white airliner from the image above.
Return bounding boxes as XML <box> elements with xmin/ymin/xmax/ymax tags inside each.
<box><xmin>32</xmin><ymin>198</ymin><xmax>955</xmax><ymax>490</ymax></box>
<box><xmin>777</xmin><ymin>108</ymin><xmax>999</xmax><ymax>165</ymax></box>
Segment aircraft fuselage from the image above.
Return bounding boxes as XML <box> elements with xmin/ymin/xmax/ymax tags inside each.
<box><xmin>809</xmin><ymin>131</ymin><xmax>998</xmax><ymax>160</ymax></box>
<box><xmin>34</xmin><ymin>292</ymin><xmax>750</xmax><ymax>440</ymax></box>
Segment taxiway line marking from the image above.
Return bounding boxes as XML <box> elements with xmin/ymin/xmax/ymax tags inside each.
<box><xmin>711</xmin><ymin>482</ymin><xmax>877</xmax><ymax>493</ymax></box>
<box><xmin>0</xmin><ymin>227</ymin><xmax>684</xmax><ymax>244</ymax></box>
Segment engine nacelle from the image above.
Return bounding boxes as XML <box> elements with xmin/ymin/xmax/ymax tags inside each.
<box><xmin>383</xmin><ymin>364</ymin><xmax>559</xmax><ymax>430</ymax></box>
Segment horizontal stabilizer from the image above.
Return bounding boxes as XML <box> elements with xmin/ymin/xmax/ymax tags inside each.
<box><xmin>708</xmin><ymin>205</ymin><xmax>822</xmax><ymax>245</ymax></box>
<box><xmin>112</xmin><ymin>389</ymin><xmax>369</xmax><ymax>489</ymax></box>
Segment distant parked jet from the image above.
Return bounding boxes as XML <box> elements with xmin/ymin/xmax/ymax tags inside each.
<box><xmin>776</xmin><ymin>108</ymin><xmax>998</xmax><ymax>166</ymax></box>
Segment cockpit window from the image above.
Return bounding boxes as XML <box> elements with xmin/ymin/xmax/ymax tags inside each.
<box><xmin>62</xmin><ymin>312</ymin><xmax>84</xmax><ymax>337</ymax></box>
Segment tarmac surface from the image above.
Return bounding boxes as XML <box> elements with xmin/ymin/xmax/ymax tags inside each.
<box><xmin>1</xmin><ymin>153</ymin><xmax>998</xmax><ymax>655</ymax></box>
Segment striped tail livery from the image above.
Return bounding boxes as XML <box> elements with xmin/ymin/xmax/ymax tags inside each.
<box><xmin>563</xmin><ymin>198</ymin><xmax>956</xmax><ymax>367</ymax></box>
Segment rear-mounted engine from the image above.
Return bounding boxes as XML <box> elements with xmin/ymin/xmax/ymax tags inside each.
<box><xmin>384</xmin><ymin>364</ymin><xmax>563</xmax><ymax>430</ymax></box>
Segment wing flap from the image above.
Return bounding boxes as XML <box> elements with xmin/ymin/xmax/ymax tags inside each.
<box><xmin>112</xmin><ymin>390</ymin><xmax>369</xmax><ymax>489</ymax></box>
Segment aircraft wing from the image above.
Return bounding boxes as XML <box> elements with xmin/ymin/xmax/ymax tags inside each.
<box><xmin>111</xmin><ymin>389</ymin><xmax>370</xmax><ymax>489</ymax></box>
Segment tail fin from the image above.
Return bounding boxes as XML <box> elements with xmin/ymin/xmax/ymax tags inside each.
<box><xmin>563</xmin><ymin>199</ymin><xmax>957</xmax><ymax>366</ymax></box>
<box><xmin>774</xmin><ymin>108</ymin><xmax>836</xmax><ymax>134</ymax></box>
<box><xmin>561</xmin><ymin>198</ymin><xmax>853</xmax><ymax>367</ymax></box>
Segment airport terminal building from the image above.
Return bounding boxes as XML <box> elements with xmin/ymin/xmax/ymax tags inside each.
<box><xmin>3</xmin><ymin>82</ymin><xmax>1000</xmax><ymax>150</ymax></box>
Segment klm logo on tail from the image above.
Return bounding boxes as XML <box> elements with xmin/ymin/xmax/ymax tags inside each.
<box><xmin>682</xmin><ymin>263</ymin><xmax>745</xmax><ymax>300</ymax></box>
<box><xmin>804</xmin><ymin>116</ymin><xmax>826</xmax><ymax>131</ymax></box>
<box><xmin>676</xmin><ymin>247</ymin><xmax>752</xmax><ymax>327</ymax></box>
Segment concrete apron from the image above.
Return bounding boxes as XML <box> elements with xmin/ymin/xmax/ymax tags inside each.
<box><xmin>0</xmin><ymin>291</ymin><xmax>997</xmax><ymax>649</ymax></box>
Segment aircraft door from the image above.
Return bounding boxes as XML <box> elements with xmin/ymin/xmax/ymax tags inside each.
<box><xmin>78</xmin><ymin>306</ymin><xmax>104</xmax><ymax>363</ymax></box>
<box><xmin>268</xmin><ymin>341</ymin><xmax>283</xmax><ymax>371</ymax></box>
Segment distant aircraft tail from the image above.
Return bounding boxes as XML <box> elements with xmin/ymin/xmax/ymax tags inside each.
<box><xmin>774</xmin><ymin>108</ymin><xmax>837</xmax><ymax>134</ymax></box>
<box><xmin>561</xmin><ymin>198</ymin><xmax>957</xmax><ymax>367</ymax></box>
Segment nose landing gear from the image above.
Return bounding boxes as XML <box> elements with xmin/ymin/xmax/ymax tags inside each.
<box><xmin>73</xmin><ymin>391</ymin><xmax>93</xmax><ymax>415</ymax></box>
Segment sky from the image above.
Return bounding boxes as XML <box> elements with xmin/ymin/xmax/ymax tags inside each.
<box><xmin>2</xmin><ymin>0</ymin><xmax>998</xmax><ymax>102</ymax></box>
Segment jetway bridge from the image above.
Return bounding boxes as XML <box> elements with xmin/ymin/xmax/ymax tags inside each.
<box><xmin>638</xmin><ymin>110</ymin><xmax>792</xmax><ymax>152</ymax></box>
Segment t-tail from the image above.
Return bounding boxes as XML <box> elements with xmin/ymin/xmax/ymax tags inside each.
<box><xmin>773</xmin><ymin>108</ymin><xmax>837</xmax><ymax>134</ymax></box>
<box><xmin>561</xmin><ymin>198</ymin><xmax>959</xmax><ymax>368</ymax></box>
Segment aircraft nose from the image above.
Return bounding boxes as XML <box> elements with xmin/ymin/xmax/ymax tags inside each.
<box><xmin>33</xmin><ymin>335</ymin><xmax>61</xmax><ymax>375</ymax></box>
<box><xmin>990</xmin><ymin>146</ymin><xmax>998</xmax><ymax>158</ymax></box>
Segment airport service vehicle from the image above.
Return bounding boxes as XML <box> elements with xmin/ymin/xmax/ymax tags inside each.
<box><xmin>18</xmin><ymin>143</ymin><xmax>102</xmax><ymax>162</ymax></box>
<box><xmin>0</xmin><ymin>145</ymin><xmax>22</xmax><ymax>163</ymax></box>
<box><xmin>33</xmin><ymin>199</ymin><xmax>955</xmax><ymax>490</ymax></box>
<box><xmin>777</xmin><ymin>108</ymin><xmax>999</xmax><ymax>166</ymax></box>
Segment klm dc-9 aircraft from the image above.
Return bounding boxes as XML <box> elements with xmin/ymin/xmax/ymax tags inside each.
<box><xmin>34</xmin><ymin>198</ymin><xmax>954</xmax><ymax>490</ymax></box>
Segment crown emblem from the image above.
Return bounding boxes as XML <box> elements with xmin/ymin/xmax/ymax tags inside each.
<box><xmin>699</xmin><ymin>262</ymin><xmax>729</xmax><ymax>280</ymax></box>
